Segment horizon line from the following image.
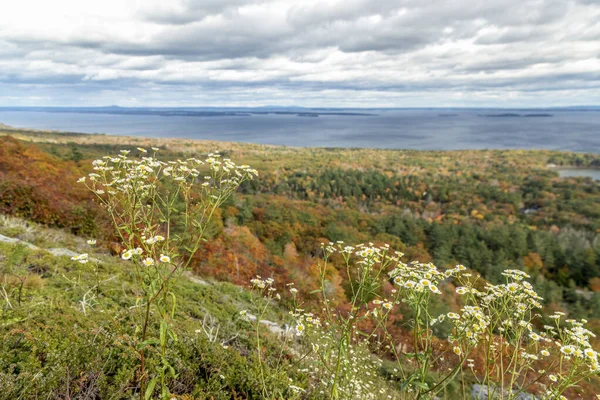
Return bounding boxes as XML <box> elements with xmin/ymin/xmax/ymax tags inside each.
<box><xmin>1</xmin><ymin>105</ymin><xmax>599</xmax><ymax>110</ymax></box>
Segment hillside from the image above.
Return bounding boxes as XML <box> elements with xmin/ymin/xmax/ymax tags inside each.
<box><xmin>0</xmin><ymin>215</ymin><xmax>304</xmax><ymax>399</ymax></box>
<box><xmin>0</xmin><ymin>127</ymin><xmax>599</xmax><ymax>399</ymax></box>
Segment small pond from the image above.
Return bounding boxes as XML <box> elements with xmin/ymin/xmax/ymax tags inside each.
<box><xmin>557</xmin><ymin>169</ymin><xmax>600</xmax><ymax>180</ymax></box>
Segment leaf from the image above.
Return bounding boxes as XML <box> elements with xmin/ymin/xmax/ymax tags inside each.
<box><xmin>137</xmin><ymin>338</ymin><xmax>160</xmax><ymax>350</ymax></box>
<box><xmin>400</xmin><ymin>379</ymin><xmax>412</xmax><ymax>391</ymax></box>
<box><xmin>309</xmin><ymin>289</ymin><xmax>321</xmax><ymax>294</ymax></box>
<box><xmin>161</xmin><ymin>384</ymin><xmax>170</xmax><ymax>399</ymax></box>
<box><xmin>168</xmin><ymin>329</ymin><xmax>178</xmax><ymax>343</ymax></box>
<box><xmin>144</xmin><ymin>377</ymin><xmax>158</xmax><ymax>400</ymax></box>
<box><xmin>400</xmin><ymin>375</ymin><xmax>419</xmax><ymax>391</ymax></box>
<box><xmin>160</xmin><ymin>320</ymin><xmax>167</xmax><ymax>348</ymax></box>
<box><xmin>413</xmin><ymin>381</ymin><xmax>429</xmax><ymax>390</ymax></box>
<box><xmin>168</xmin><ymin>291</ymin><xmax>177</xmax><ymax>318</ymax></box>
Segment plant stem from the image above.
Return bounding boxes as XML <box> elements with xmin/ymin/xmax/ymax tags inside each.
<box><xmin>139</xmin><ymin>299</ymin><xmax>152</xmax><ymax>400</ymax></box>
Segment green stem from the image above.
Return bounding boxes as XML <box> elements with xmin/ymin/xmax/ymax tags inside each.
<box><xmin>139</xmin><ymin>299</ymin><xmax>152</xmax><ymax>400</ymax></box>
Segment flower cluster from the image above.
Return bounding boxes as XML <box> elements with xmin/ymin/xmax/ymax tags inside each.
<box><xmin>250</xmin><ymin>276</ymin><xmax>275</xmax><ymax>290</ymax></box>
<box><xmin>71</xmin><ymin>253</ymin><xmax>89</xmax><ymax>264</ymax></box>
<box><xmin>445</xmin><ymin>305</ymin><xmax>490</xmax><ymax>347</ymax></box>
<box><xmin>479</xmin><ymin>270</ymin><xmax>544</xmax><ymax>314</ymax></box>
<box><xmin>249</xmin><ymin>275</ymin><xmax>281</xmax><ymax>302</ymax></box>
<box><xmin>121</xmin><ymin>247</ymin><xmax>144</xmax><ymax>261</ymax></box>
<box><xmin>372</xmin><ymin>298</ymin><xmax>394</xmax><ymax>313</ymax></box>
<box><xmin>299</xmin><ymin>327</ymin><xmax>390</xmax><ymax>399</ymax></box>
<box><xmin>79</xmin><ymin>150</ymin><xmax>258</xmax><ymax>237</ymax></box>
<box><xmin>548</xmin><ymin>314</ymin><xmax>599</xmax><ymax>373</ymax></box>
<box><xmin>389</xmin><ymin>261</ymin><xmax>456</xmax><ymax>296</ymax></box>
<box><xmin>80</xmin><ymin>149</ymin><xmax>257</xmax><ymax>196</ymax></box>
<box><xmin>539</xmin><ymin>316</ymin><xmax>600</xmax><ymax>398</ymax></box>
<box><xmin>144</xmin><ymin>235</ymin><xmax>165</xmax><ymax>245</ymax></box>
<box><xmin>290</xmin><ymin>308</ymin><xmax>322</xmax><ymax>336</ymax></box>
<box><xmin>321</xmin><ymin>242</ymin><xmax>394</xmax><ymax>268</ymax></box>
<box><xmin>118</xmin><ymin>246</ymin><xmax>174</xmax><ymax>268</ymax></box>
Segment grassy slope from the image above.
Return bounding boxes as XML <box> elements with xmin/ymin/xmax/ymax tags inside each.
<box><xmin>0</xmin><ymin>215</ymin><xmax>306</xmax><ymax>399</ymax></box>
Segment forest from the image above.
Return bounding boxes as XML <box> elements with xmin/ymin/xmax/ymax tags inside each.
<box><xmin>1</xmin><ymin>129</ymin><xmax>599</xmax><ymax>318</ymax></box>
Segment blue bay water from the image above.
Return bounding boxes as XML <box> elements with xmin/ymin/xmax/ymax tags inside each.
<box><xmin>0</xmin><ymin>109</ymin><xmax>599</xmax><ymax>153</ymax></box>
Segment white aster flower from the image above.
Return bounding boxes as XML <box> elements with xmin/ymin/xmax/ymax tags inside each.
<box><xmin>142</xmin><ymin>257</ymin><xmax>154</xmax><ymax>266</ymax></box>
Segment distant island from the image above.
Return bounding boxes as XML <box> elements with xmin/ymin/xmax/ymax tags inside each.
<box><xmin>482</xmin><ymin>113</ymin><xmax>553</xmax><ymax>117</ymax></box>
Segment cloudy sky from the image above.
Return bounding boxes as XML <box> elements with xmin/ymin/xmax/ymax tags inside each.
<box><xmin>1</xmin><ymin>0</ymin><xmax>599</xmax><ymax>107</ymax></box>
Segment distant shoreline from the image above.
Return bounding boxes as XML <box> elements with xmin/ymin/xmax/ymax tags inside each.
<box><xmin>1</xmin><ymin>106</ymin><xmax>599</xmax><ymax>111</ymax></box>
<box><xmin>0</xmin><ymin>107</ymin><xmax>377</xmax><ymax>118</ymax></box>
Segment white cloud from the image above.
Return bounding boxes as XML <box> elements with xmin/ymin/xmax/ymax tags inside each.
<box><xmin>0</xmin><ymin>0</ymin><xmax>599</xmax><ymax>106</ymax></box>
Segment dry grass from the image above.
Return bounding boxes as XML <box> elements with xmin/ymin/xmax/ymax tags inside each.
<box><xmin>0</xmin><ymin>214</ymin><xmax>86</xmax><ymax>249</ymax></box>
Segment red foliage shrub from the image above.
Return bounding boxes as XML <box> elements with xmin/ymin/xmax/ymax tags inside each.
<box><xmin>0</xmin><ymin>136</ymin><xmax>102</xmax><ymax>235</ymax></box>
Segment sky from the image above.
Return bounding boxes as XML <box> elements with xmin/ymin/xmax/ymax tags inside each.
<box><xmin>0</xmin><ymin>0</ymin><xmax>599</xmax><ymax>108</ymax></box>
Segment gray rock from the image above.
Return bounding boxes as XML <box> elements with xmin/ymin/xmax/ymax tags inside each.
<box><xmin>243</xmin><ymin>313</ymin><xmax>293</xmax><ymax>337</ymax></box>
<box><xmin>0</xmin><ymin>234</ymin><xmax>100</xmax><ymax>262</ymax></box>
<box><xmin>48</xmin><ymin>248</ymin><xmax>80</xmax><ymax>258</ymax></box>
<box><xmin>0</xmin><ymin>234</ymin><xmax>39</xmax><ymax>250</ymax></box>
<box><xmin>472</xmin><ymin>384</ymin><xmax>538</xmax><ymax>400</ymax></box>
<box><xmin>182</xmin><ymin>271</ymin><xmax>210</xmax><ymax>286</ymax></box>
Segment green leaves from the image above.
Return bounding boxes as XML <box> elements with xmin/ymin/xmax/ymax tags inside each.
<box><xmin>168</xmin><ymin>292</ymin><xmax>177</xmax><ymax>318</ymax></box>
<box><xmin>137</xmin><ymin>338</ymin><xmax>160</xmax><ymax>351</ymax></box>
<box><xmin>144</xmin><ymin>377</ymin><xmax>158</xmax><ymax>400</ymax></box>
<box><xmin>159</xmin><ymin>320</ymin><xmax>167</xmax><ymax>349</ymax></box>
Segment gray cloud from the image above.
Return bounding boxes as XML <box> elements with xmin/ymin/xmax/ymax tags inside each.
<box><xmin>0</xmin><ymin>0</ymin><xmax>599</xmax><ymax>106</ymax></box>
<box><xmin>138</xmin><ymin>0</ymin><xmax>258</xmax><ymax>25</ymax></box>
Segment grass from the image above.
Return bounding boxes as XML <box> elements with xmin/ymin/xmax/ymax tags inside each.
<box><xmin>0</xmin><ymin>219</ymin><xmax>304</xmax><ymax>399</ymax></box>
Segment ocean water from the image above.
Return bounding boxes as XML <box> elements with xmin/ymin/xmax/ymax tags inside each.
<box><xmin>0</xmin><ymin>109</ymin><xmax>599</xmax><ymax>152</ymax></box>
